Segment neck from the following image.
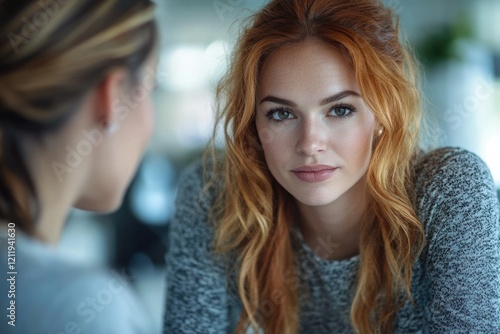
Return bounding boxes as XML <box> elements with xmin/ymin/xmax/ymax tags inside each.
<box><xmin>22</xmin><ymin>138</ymin><xmax>85</xmax><ymax>245</ymax></box>
<box><xmin>295</xmin><ymin>176</ymin><xmax>371</xmax><ymax>260</ymax></box>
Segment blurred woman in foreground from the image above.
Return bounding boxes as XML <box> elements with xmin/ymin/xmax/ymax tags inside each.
<box><xmin>0</xmin><ymin>0</ymin><xmax>158</xmax><ymax>332</ymax></box>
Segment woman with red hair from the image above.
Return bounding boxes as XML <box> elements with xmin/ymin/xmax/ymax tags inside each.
<box><xmin>164</xmin><ymin>0</ymin><xmax>500</xmax><ymax>333</ymax></box>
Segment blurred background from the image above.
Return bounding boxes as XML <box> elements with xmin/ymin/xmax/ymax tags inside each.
<box><xmin>57</xmin><ymin>0</ymin><xmax>500</xmax><ymax>332</ymax></box>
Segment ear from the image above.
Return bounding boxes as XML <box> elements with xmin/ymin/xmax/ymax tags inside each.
<box><xmin>93</xmin><ymin>68</ymin><xmax>128</xmax><ymax>132</ymax></box>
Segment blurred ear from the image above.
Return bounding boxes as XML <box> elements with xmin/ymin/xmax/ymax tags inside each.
<box><xmin>93</xmin><ymin>68</ymin><xmax>128</xmax><ymax>128</ymax></box>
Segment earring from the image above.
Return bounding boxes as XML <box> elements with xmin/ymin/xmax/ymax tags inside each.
<box><xmin>102</xmin><ymin>120</ymin><xmax>119</xmax><ymax>136</ymax></box>
<box><xmin>377</xmin><ymin>128</ymin><xmax>383</xmax><ymax>137</ymax></box>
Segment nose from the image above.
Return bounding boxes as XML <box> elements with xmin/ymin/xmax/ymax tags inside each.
<box><xmin>295</xmin><ymin>118</ymin><xmax>327</xmax><ymax>156</ymax></box>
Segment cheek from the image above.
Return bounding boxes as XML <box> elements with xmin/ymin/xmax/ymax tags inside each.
<box><xmin>337</xmin><ymin>123</ymin><xmax>374</xmax><ymax>170</ymax></box>
<box><xmin>256</xmin><ymin>122</ymin><xmax>290</xmax><ymax>166</ymax></box>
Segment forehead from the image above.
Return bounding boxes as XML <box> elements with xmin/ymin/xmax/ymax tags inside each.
<box><xmin>258</xmin><ymin>39</ymin><xmax>359</xmax><ymax>98</ymax></box>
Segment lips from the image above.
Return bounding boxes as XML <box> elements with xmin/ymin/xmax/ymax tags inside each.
<box><xmin>292</xmin><ymin>165</ymin><xmax>338</xmax><ymax>182</ymax></box>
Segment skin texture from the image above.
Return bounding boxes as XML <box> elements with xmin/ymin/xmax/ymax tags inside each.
<box><xmin>255</xmin><ymin>39</ymin><xmax>381</xmax><ymax>260</ymax></box>
<box><xmin>23</xmin><ymin>56</ymin><xmax>157</xmax><ymax>244</ymax></box>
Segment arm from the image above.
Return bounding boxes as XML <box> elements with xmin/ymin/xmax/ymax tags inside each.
<box><xmin>417</xmin><ymin>148</ymin><xmax>500</xmax><ymax>332</ymax></box>
<box><xmin>164</xmin><ymin>161</ymin><xmax>230</xmax><ymax>334</ymax></box>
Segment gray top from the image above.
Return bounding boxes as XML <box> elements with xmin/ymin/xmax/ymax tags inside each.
<box><xmin>164</xmin><ymin>147</ymin><xmax>500</xmax><ymax>333</ymax></box>
<box><xmin>0</xmin><ymin>229</ymin><xmax>154</xmax><ymax>334</ymax></box>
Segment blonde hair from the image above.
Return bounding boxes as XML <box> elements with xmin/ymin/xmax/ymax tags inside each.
<box><xmin>207</xmin><ymin>0</ymin><xmax>425</xmax><ymax>333</ymax></box>
<box><xmin>0</xmin><ymin>0</ymin><xmax>157</xmax><ymax>234</ymax></box>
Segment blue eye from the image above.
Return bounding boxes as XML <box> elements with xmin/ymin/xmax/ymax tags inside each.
<box><xmin>266</xmin><ymin>108</ymin><xmax>295</xmax><ymax>123</ymax></box>
<box><xmin>329</xmin><ymin>104</ymin><xmax>356</xmax><ymax>118</ymax></box>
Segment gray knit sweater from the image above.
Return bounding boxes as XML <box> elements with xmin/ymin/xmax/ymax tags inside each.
<box><xmin>163</xmin><ymin>147</ymin><xmax>500</xmax><ymax>333</ymax></box>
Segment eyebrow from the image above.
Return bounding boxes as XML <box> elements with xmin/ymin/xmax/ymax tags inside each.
<box><xmin>259</xmin><ymin>90</ymin><xmax>361</xmax><ymax>107</ymax></box>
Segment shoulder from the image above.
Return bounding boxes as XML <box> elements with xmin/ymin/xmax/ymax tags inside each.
<box><xmin>37</xmin><ymin>269</ymin><xmax>152</xmax><ymax>333</ymax></box>
<box><xmin>66</xmin><ymin>270</ymin><xmax>153</xmax><ymax>333</ymax></box>
<box><xmin>413</xmin><ymin>146</ymin><xmax>499</xmax><ymax>243</ymax></box>
<box><xmin>414</xmin><ymin>147</ymin><xmax>497</xmax><ymax>205</ymax></box>
<box><xmin>164</xmin><ymin>158</ymin><xmax>232</xmax><ymax>329</ymax></box>
<box><xmin>414</xmin><ymin>147</ymin><xmax>494</xmax><ymax>188</ymax></box>
<box><xmin>0</xmin><ymin>236</ymin><xmax>153</xmax><ymax>333</ymax></box>
<box><xmin>411</xmin><ymin>148</ymin><xmax>500</xmax><ymax>331</ymax></box>
<box><xmin>175</xmin><ymin>157</ymin><xmax>219</xmax><ymax>217</ymax></box>
<box><xmin>168</xmin><ymin>157</ymin><xmax>228</xmax><ymax>262</ymax></box>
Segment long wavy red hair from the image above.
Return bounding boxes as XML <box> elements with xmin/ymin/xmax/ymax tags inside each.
<box><xmin>207</xmin><ymin>0</ymin><xmax>425</xmax><ymax>332</ymax></box>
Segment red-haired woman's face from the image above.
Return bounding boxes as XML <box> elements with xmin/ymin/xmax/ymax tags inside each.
<box><xmin>255</xmin><ymin>39</ymin><xmax>380</xmax><ymax>207</ymax></box>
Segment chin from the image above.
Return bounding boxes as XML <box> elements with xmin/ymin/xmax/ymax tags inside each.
<box><xmin>288</xmin><ymin>188</ymin><xmax>341</xmax><ymax>207</ymax></box>
<box><xmin>74</xmin><ymin>193</ymin><xmax>125</xmax><ymax>213</ymax></box>
<box><xmin>295</xmin><ymin>197</ymin><xmax>336</xmax><ymax>207</ymax></box>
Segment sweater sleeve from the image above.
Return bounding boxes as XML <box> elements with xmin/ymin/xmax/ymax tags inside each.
<box><xmin>163</xmin><ymin>160</ymin><xmax>230</xmax><ymax>334</ymax></box>
<box><xmin>415</xmin><ymin>148</ymin><xmax>500</xmax><ymax>333</ymax></box>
